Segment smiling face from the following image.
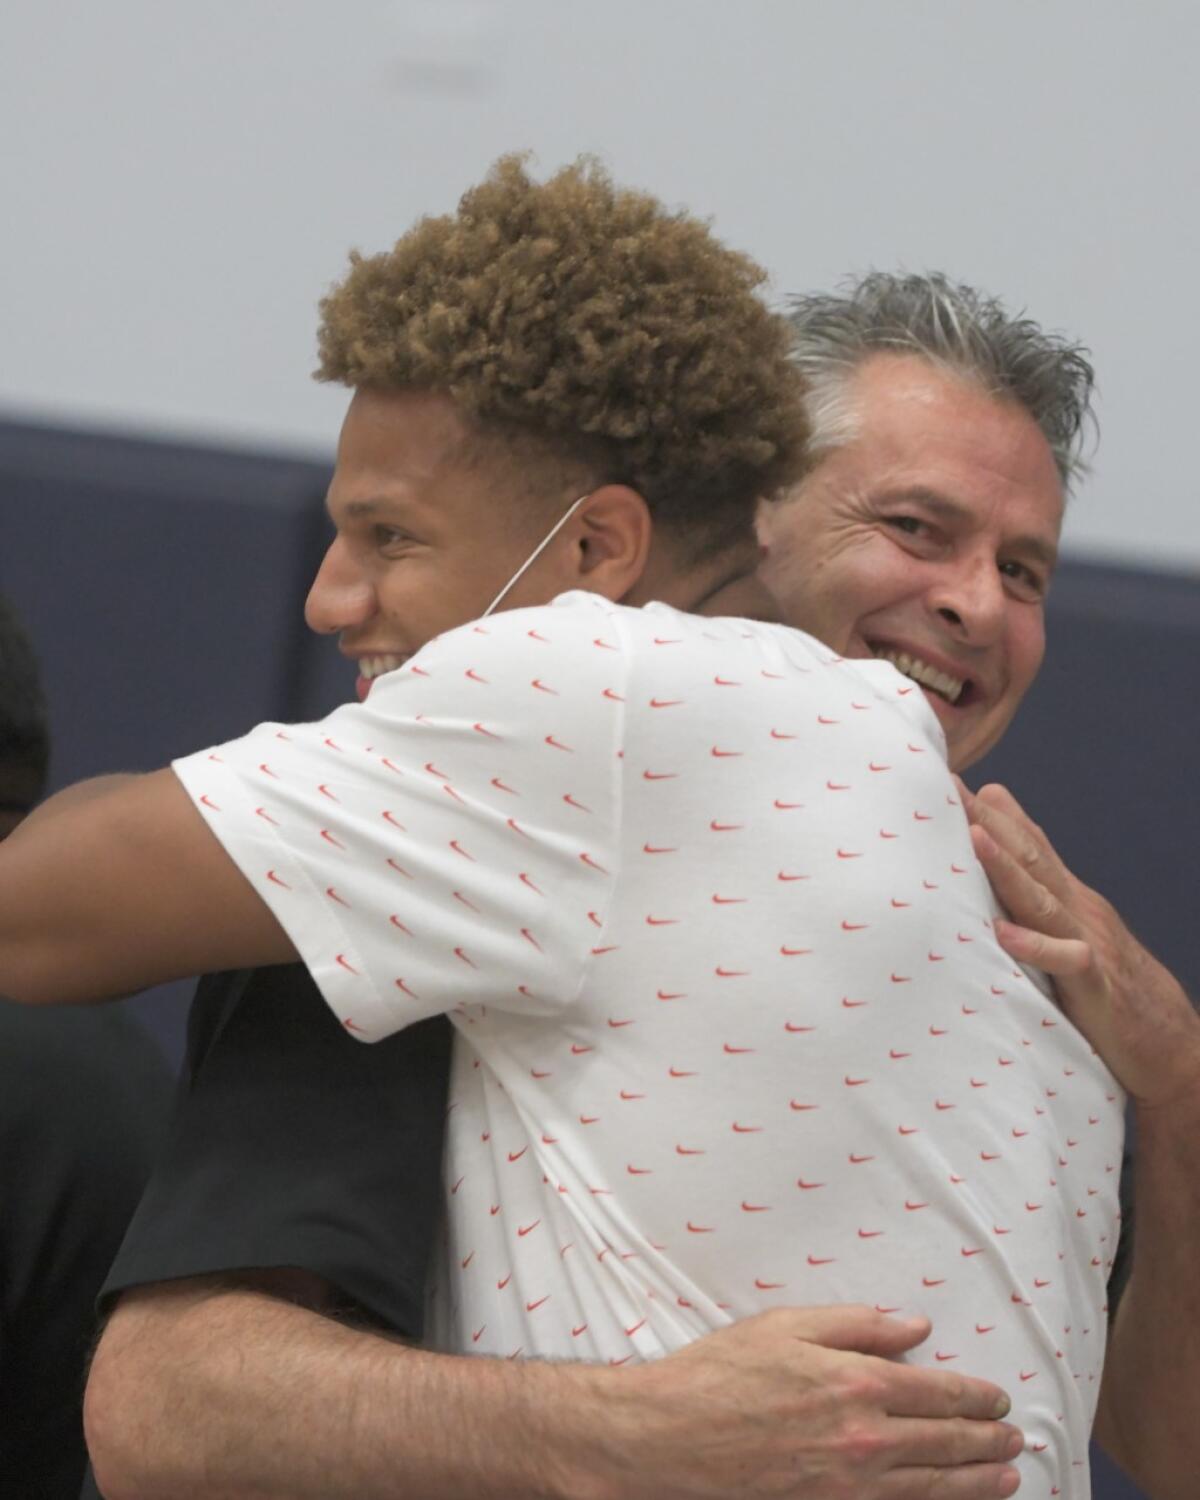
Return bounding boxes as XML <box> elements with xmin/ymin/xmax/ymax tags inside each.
<box><xmin>305</xmin><ymin>388</ymin><xmax>592</xmax><ymax>700</ymax></box>
<box><xmin>758</xmin><ymin>354</ymin><xmax>1065</xmax><ymax>770</ymax></box>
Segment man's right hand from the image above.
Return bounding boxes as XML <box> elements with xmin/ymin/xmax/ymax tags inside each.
<box><xmin>589</xmin><ymin>1305</ymin><xmax>1022</xmax><ymax>1499</ymax></box>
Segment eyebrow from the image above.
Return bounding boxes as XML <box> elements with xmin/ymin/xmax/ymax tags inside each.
<box><xmin>882</xmin><ymin>487</ymin><xmax>1060</xmax><ymax>568</ymax></box>
<box><xmin>325</xmin><ymin>495</ymin><xmax>415</xmax><ymax>522</ymax></box>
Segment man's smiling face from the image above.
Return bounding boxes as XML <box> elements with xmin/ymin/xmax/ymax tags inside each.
<box><xmin>305</xmin><ymin>388</ymin><xmax>583</xmax><ymax>701</ymax></box>
<box><xmin>758</xmin><ymin>353</ymin><xmax>1065</xmax><ymax>771</ymax></box>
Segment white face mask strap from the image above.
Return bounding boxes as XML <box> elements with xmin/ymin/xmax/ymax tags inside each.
<box><xmin>480</xmin><ymin>492</ymin><xmax>591</xmax><ymax>618</ymax></box>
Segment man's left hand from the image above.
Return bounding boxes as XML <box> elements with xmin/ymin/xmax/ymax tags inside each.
<box><xmin>961</xmin><ymin>780</ymin><xmax>1200</xmax><ymax>1109</ymax></box>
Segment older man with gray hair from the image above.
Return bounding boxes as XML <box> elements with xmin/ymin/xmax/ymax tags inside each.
<box><xmin>759</xmin><ymin>270</ymin><xmax>1199</xmax><ymax>1500</ymax></box>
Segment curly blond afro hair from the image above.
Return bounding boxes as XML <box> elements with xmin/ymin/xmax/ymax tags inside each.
<box><xmin>316</xmin><ymin>154</ymin><xmax>808</xmax><ymax>561</ymax></box>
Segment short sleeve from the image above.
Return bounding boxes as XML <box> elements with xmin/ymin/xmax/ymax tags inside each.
<box><xmin>100</xmin><ymin>964</ymin><xmax>452</xmax><ymax>1337</ymax></box>
<box><xmin>172</xmin><ymin>598</ymin><xmax>626</xmax><ymax>1041</ymax></box>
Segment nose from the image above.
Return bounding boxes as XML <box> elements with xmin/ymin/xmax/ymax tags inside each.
<box><xmin>928</xmin><ymin>552</ymin><xmax>1006</xmax><ymax>644</ymax></box>
<box><xmin>304</xmin><ymin>537</ymin><xmax>377</xmax><ymax>636</ymax></box>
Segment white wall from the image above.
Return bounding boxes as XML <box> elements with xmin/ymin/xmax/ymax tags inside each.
<box><xmin>3</xmin><ymin>0</ymin><xmax>1197</xmax><ymax>568</ymax></box>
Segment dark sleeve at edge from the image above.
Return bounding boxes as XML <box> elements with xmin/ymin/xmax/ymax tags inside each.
<box><xmin>99</xmin><ymin>965</ymin><xmax>452</xmax><ymax>1340</ymax></box>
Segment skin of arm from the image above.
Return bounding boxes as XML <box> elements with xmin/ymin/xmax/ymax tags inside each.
<box><xmin>85</xmin><ymin>1277</ymin><xmax>1022</xmax><ymax>1500</ymax></box>
<box><xmin>964</xmin><ymin>781</ymin><xmax>1200</xmax><ymax>1500</ymax></box>
<box><xmin>0</xmin><ymin>771</ymin><xmax>294</xmax><ymax>1004</ymax></box>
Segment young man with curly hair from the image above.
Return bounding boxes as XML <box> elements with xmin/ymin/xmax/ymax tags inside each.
<box><xmin>2</xmin><ymin>161</ymin><xmax>1113</xmax><ymax>1500</ymax></box>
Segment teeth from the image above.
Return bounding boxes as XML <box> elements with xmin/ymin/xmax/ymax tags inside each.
<box><xmin>874</xmin><ymin>648</ymin><xmax>965</xmax><ymax>704</ymax></box>
<box><xmin>358</xmin><ymin>655</ymin><xmax>406</xmax><ymax>681</ymax></box>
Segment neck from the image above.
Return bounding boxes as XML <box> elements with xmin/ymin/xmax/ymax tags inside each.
<box><xmin>627</xmin><ymin>540</ymin><xmax>781</xmax><ymax>623</ymax></box>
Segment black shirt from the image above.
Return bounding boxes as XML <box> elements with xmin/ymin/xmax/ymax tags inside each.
<box><xmin>0</xmin><ymin>1000</ymin><xmax>171</xmax><ymax>1500</ymax></box>
<box><xmin>99</xmin><ymin>964</ymin><xmax>452</xmax><ymax>1338</ymax></box>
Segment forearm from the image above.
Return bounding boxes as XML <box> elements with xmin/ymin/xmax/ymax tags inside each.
<box><xmin>86</xmin><ymin>1280</ymin><xmax>613</xmax><ymax>1500</ymax></box>
<box><xmin>1096</xmin><ymin>1072</ymin><xmax>1200</xmax><ymax>1499</ymax></box>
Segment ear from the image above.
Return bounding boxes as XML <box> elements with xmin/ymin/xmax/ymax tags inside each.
<box><xmin>566</xmin><ymin>485</ymin><xmax>653</xmax><ymax>599</ymax></box>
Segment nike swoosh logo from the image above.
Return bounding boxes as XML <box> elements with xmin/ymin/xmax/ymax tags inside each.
<box><xmin>650</xmin><ymin>699</ymin><xmax>683</xmax><ymax>709</ymax></box>
<box><xmin>897</xmin><ymin>1125</ymin><xmax>919</xmax><ymax>1135</ymax></box>
<box><xmin>669</xmin><ymin>1067</ymin><xmax>696</xmax><ymax>1078</ymax></box>
<box><xmin>841</xmin><ymin>920</ymin><xmax>868</xmax><ymax>931</ymax></box>
<box><xmin>507</xmin><ymin>1148</ymin><xmax>527</xmax><ymax>1163</ymax></box>
<box><xmin>712</xmin><ymin>894</ymin><xmax>747</xmax><ymax>904</ymax></box>
<box><xmin>961</xmin><ymin>1248</ymin><xmax>984</xmax><ymax>1257</ymax></box>
<box><xmin>935</xmin><ymin>1352</ymin><xmax>958</xmax><ymax>1362</ymax></box>
<box><xmin>526</xmin><ymin>1295</ymin><xmax>550</xmax><ymax>1312</ymax></box>
<box><xmin>710</xmin><ymin>747</ymin><xmax>742</xmax><ymax>757</ymax></box>
<box><xmin>844</xmin><ymin>1076</ymin><xmax>870</xmax><ymax>1086</ymax></box>
<box><xmin>710</xmin><ymin>821</ymin><xmax>744</xmax><ymax>831</ymax></box>
<box><xmin>642</xmin><ymin>769</ymin><xmax>677</xmax><ymax>780</ymax></box>
<box><xmin>774</xmin><ymin>799</ymin><xmax>804</xmax><ymax>809</ymax></box>
<box><xmin>905</xmin><ymin>1201</ymin><xmax>928</xmax><ymax>1211</ymax></box>
<box><xmin>857</xmin><ymin>1228</ymin><xmax>883</xmax><ymax>1238</ymax></box>
<box><xmin>517</xmin><ymin>1220</ymin><xmax>541</xmax><ymax>1237</ymax></box>
<box><xmin>777</xmin><ymin>871</ymin><xmax>808</xmax><ymax>882</ymax></box>
<box><xmin>807</xmin><ymin>1255</ymin><xmax>835</xmax><ymax>1266</ymax></box>
<box><xmin>849</xmin><ymin>1153</ymin><xmax>874</xmax><ymax>1164</ymax></box>
<box><xmin>572</xmin><ymin>1323</ymin><xmax>589</xmax><ymax>1337</ymax></box>
<box><xmin>742</xmin><ymin>1202</ymin><xmax>771</xmax><ymax>1212</ymax></box>
<box><xmin>657</xmin><ymin>989</ymin><xmax>686</xmax><ymax>1000</ymax></box>
<box><xmin>645</xmin><ymin>914</ymin><xmax>679</xmax><ymax>924</ymax></box>
<box><xmin>676</xmin><ymin>1145</ymin><xmax>705</xmax><ymax>1155</ymax></box>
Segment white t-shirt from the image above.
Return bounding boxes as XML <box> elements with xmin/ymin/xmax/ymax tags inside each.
<box><xmin>175</xmin><ymin>591</ymin><xmax>1123</xmax><ymax>1499</ymax></box>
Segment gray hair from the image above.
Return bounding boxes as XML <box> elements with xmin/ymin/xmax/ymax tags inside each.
<box><xmin>786</xmin><ymin>272</ymin><xmax>1096</xmax><ymax>489</ymax></box>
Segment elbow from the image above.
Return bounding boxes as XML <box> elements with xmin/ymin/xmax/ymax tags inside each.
<box><xmin>85</xmin><ymin>1318</ymin><xmax>184</xmax><ymax>1500</ymax></box>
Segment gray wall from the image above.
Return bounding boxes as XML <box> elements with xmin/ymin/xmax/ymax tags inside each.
<box><xmin>3</xmin><ymin>0</ymin><xmax>1199</xmax><ymax>570</ymax></box>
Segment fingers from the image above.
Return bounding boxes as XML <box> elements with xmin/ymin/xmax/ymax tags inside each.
<box><xmin>778</xmin><ymin>1303</ymin><xmax>932</xmax><ymax>1357</ymax></box>
<box><xmin>882</xmin><ymin>1359</ymin><xmax>1012</xmax><ymax>1422</ymax></box>
<box><xmin>969</xmin><ymin>825</ymin><xmax>1079</xmax><ymax>944</ymax></box>
<box><xmin>965</xmin><ymin>782</ymin><xmax>1073</xmax><ymax>903</ymax></box>
<box><xmin>992</xmin><ymin>919</ymin><xmax>1095</xmax><ymax>978</ymax></box>
<box><xmin>879</xmin><ymin>1462</ymin><xmax>1021</xmax><ymax>1498</ymax></box>
<box><xmin>892</xmin><ymin>1416</ymin><xmax>1024</xmax><ymax>1468</ymax></box>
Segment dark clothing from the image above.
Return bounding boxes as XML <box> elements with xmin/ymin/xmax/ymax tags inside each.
<box><xmin>0</xmin><ymin>1000</ymin><xmax>171</xmax><ymax>1500</ymax></box>
<box><xmin>100</xmin><ymin>965</ymin><xmax>452</xmax><ymax>1339</ymax></box>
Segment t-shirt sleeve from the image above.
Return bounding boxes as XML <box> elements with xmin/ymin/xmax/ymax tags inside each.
<box><xmin>171</xmin><ymin>601</ymin><xmax>625</xmax><ymax>1041</ymax></box>
<box><xmin>100</xmin><ymin>964</ymin><xmax>452</xmax><ymax>1337</ymax></box>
